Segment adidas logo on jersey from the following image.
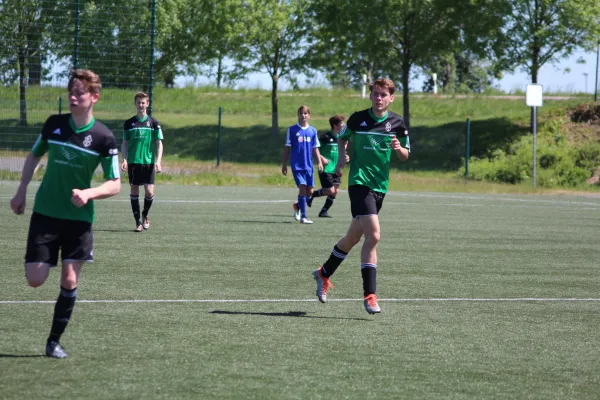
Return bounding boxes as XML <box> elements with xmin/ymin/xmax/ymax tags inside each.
<box><xmin>360</xmin><ymin>121</ymin><xmax>367</xmax><ymax>127</ymax></box>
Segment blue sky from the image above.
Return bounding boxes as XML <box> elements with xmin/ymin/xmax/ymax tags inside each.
<box><xmin>180</xmin><ymin>48</ymin><xmax>600</xmax><ymax>94</ymax></box>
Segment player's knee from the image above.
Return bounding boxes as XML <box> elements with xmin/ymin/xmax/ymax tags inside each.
<box><xmin>365</xmin><ymin>232</ymin><xmax>380</xmax><ymax>246</ymax></box>
<box><xmin>61</xmin><ymin>279</ymin><xmax>77</xmax><ymax>290</ymax></box>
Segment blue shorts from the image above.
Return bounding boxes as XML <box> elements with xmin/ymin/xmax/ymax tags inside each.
<box><xmin>292</xmin><ymin>169</ymin><xmax>315</xmax><ymax>188</ymax></box>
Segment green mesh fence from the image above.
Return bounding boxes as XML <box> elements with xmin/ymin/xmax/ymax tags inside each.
<box><xmin>0</xmin><ymin>0</ymin><xmax>157</xmax><ymax>177</ymax></box>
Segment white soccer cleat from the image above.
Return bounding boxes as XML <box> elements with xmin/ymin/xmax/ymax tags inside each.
<box><xmin>313</xmin><ymin>267</ymin><xmax>333</xmax><ymax>303</ymax></box>
<box><xmin>300</xmin><ymin>218</ymin><xmax>313</xmax><ymax>224</ymax></box>
<box><xmin>363</xmin><ymin>294</ymin><xmax>381</xmax><ymax>314</ymax></box>
<box><xmin>293</xmin><ymin>202</ymin><xmax>301</xmax><ymax>221</ymax></box>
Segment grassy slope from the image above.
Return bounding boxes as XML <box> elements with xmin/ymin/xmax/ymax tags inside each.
<box><xmin>1</xmin><ymin>86</ymin><xmax>598</xmax><ymax>193</ymax></box>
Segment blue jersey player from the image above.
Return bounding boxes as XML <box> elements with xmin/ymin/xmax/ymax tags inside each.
<box><xmin>281</xmin><ymin>105</ymin><xmax>323</xmax><ymax>224</ymax></box>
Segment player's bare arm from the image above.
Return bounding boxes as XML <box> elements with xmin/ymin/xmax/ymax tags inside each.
<box><xmin>281</xmin><ymin>146</ymin><xmax>290</xmax><ymax>175</ymax></box>
<box><xmin>391</xmin><ymin>137</ymin><xmax>409</xmax><ymax>161</ymax></box>
<box><xmin>71</xmin><ymin>178</ymin><xmax>121</xmax><ymax>207</ymax></box>
<box><xmin>120</xmin><ymin>140</ymin><xmax>128</xmax><ymax>171</ymax></box>
<box><xmin>155</xmin><ymin>140</ymin><xmax>163</xmax><ymax>173</ymax></box>
<box><xmin>336</xmin><ymin>138</ymin><xmax>348</xmax><ymax>176</ymax></box>
<box><xmin>314</xmin><ymin>148</ymin><xmax>324</xmax><ymax>173</ymax></box>
<box><xmin>10</xmin><ymin>153</ymin><xmax>41</xmax><ymax>215</ymax></box>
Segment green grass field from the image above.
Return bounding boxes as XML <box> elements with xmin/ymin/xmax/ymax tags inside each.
<box><xmin>0</xmin><ymin>182</ymin><xmax>599</xmax><ymax>399</ymax></box>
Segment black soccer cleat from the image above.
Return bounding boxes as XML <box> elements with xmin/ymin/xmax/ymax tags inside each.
<box><xmin>318</xmin><ymin>211</ymin><xmax>332</xmax><ymax>218</ymax></box>
<box><xmin>306</xmin><ymin>196</ymin><xmax>313</xmax><ymax>208</ymax></box>
<box><xmin>46</xmin><ymin>340</ymin><xmax>68</xmax><ymax>359</ymax></box>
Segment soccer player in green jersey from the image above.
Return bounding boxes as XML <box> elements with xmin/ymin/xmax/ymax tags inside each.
<box><xmin>312</xmin><ymin>78</ymin><xmax>410</xmax><ymax>314</ymax></box>
<box><xmin>121</xmin><ymin>92</ymin><xmax>164</xmax><ymax>232</ymax></box>
<box><xmin>10</xmin><ymin>69</ymin><xmax>121</xmax><ymax>358</ymax></box>
<box><xmin>307</xmin><ymin>115</ymin><xmax>348</xmax><ymax>218</ymax></box>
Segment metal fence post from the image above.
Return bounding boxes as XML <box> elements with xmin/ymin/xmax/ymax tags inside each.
<box><xmin>465</xmin><ymin>118</ymin><xmax>470</xmax><ymax>181</ymax></box>
<box><xmin>148</xmin><ymin>0</ymin><xmax>157</xmax><ymax>116</ymax></box>
<box><xmin>217</xmin><ymin>107</ymin><xmax>222</xmax><ymax>166</ymax></box>
<box><xmin>73</xmin><ymin>0</ymin><xmax>80</xmax><ymax>69</ymax></box>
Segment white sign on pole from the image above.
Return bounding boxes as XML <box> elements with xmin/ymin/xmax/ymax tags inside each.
<box><xmin>526</xmin><ymin>84</ymin><xmax>543</xmax><ymax>107</ymax></box>
<box><xmin>526</xmin><ymin>84</ymin><xmax>543</xmax><ymax>188</ymax></box>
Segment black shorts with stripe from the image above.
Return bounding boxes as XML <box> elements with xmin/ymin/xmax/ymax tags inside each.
<box><xmin>318</xmin><ymin>172</ymin><xmax>341</xmax><ymax>189</ymax></box>
<box><xmin>25</xmin><ymin>212</ymin><xmax>94</xmax><ymax>266</ymax></box>
<box><xmin>348</xmin><ymin>185</ymin><xmax>385</xmax><ymax>218</ymax></box>
<box><xmin>128</xmin><ymin>163</ymin><xmax>156</xmax><ymax>186</ymax></box>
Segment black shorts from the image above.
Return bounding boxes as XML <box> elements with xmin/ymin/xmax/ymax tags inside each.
<box><xmin>348</xmin><ymin>185</ymin><xmax>385</xmax><ymax>218</ymax></box>
<box><xmin>25</xmin><ymin>212</ymin><xmax>94</xmax><ymax>266</ymax></box>
<box><xmin>319</xmin><ymin>172</ymin><xmax>341</xmax><ymax>189</ymax></box>
<box><xmin>128</xmin><ymin>163</ymin><xmax>156</xmax><ymax>186</ymax></box>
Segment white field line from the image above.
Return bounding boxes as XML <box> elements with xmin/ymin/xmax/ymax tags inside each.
<box><xmin>1</xmin><ymin>298</ymin><xmax>599</xmax><ymax>305</ymax></box>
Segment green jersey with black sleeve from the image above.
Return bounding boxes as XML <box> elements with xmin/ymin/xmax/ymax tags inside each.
<box><xmin>123</xmin><ymin>115</ymin><xmax>163</xmax><ymax>164</ymax></box>
<box><xmin>318</xmin><ymin>131</ymin><xmax>339</xmax><ymax>174</ymax></box>
<box><xmin>339</xmin><ymin>108</ymin><xmax>410</xmax><ymax>193</ymax></box>
<box><xmin>31</xmin><ymin>114</ymin><xmax>120</xmax><ymax>223</ymax></box>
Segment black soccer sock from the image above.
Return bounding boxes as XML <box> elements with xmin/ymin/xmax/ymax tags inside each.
<box><xmin>322</xmin><ymin>195</ymin><xmax>336</xmax><ymax>212</ymax></box>
<box><xmin>322</xmin><ymin>245</ymin><xmax>348</xmax><ymax>278</ymax></box>
<box><xmin>48</xmin><ymin>286</ymin><xmax>77</xmax><ymax>343</ymax></box>
<box><xmin>142</xmin><ymin>195</ymin><xmax>155</xmax><ymax>217</ymax></box>
<box><xmin>130</xmin><ymin>195</ymin><xmax>141</xmax><ymax>224</ymax></box>
<box><xmin>312</xmin><ymin>188</ymin><xmax>324</xmax><ymax>198</ymax></box>
<box><xmin>361</xmin><ymin>264</ymin><xmax>377</xmax><ymax>296</ymax></box>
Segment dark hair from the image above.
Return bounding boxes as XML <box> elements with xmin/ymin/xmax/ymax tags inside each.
<box><xmin>369</xmin><ymin>78</ymin><xmax>396</xmax><ymax>95</ymax></box>
<box><xmin>68</xmin><ymin>69</ymin><xmax>101</xmax><ymax>94</ymax></box>
<box><xmin>329</xmin><ymin>115</ymin><xmax>345</xmax><ymax>129</ymax></box>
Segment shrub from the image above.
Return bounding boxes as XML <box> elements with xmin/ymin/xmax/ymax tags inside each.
<box><xmin>461</xmin><ymin>117</ymin><xmax>598</xmax><ymax>187</ymax></box>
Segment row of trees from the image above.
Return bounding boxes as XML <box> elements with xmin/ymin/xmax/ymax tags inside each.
<box><xmin>2</xmin><ymin>0</ymin><xmax>600</xmax><ymax>132</ymax></box>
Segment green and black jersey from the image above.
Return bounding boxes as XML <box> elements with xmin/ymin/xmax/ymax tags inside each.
<box><xmin>318</xmin><ymin>131</ymin><xmax>339</xmax><ymax>174</ymax></box>
<box><xmin>339</xmin><ymin>108</ymin><xmax>410</xmax><ymax>193</ymax></box>
<box><xmin>31</xmin><ymin>114</ymin><xmax>120</xmax><ymax>223</ymax></box>
<box><xmin>123</xmin><ymin>115</ymin><xmax>163</xmax><ymax>164</ymax></box>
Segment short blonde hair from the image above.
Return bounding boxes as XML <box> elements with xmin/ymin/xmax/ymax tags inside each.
<box><xmin>134</xmin><ymin>92</ymin><xmax>149</xmax><ymax>102</ymax></box>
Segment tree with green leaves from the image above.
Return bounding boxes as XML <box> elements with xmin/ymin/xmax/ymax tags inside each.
<box><xmin>499</xmin><ymin>0</ymin><xmax>600</xmax><ymax>86</ymax></box>
<box><xmin>0</xmin><ymin>0</ymin><xmax>49</xmax><ymax>125</ymax></box>
<box><xmin>310</xmin><ymin>0</ymin><xmax>467</xmax><ymax>127</ymax></box>
<box><xmin>308</xmin><ymin>0</ymin><xmax>390</xmax><ymax>90</ymax></box>
<box><xmin>420</xmin><ymin>51</ymin><xmax>501</xmax><ymax>94</ymax></box>
<box><xmin>182</xmin><ymin>0</ymin><xmax>253</xmax><ymax>88</ymax></box>
<box><xmin>233</xmin><ymin>0</ymin><xmax>314</xmax><ymax>135</ymax></box>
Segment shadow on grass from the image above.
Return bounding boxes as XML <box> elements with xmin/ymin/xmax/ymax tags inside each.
<box><xmin>210</xmin><ymin>310</ymin><xmax>370</xmax><ymax>321</ymax></box>
<box><xmin>236</xmin><ymin>220</ymin><xmax>294</xmax><ymax>224</ymax></box>
<box><xmin>0</xmin><ymin>117</ymin><xmax>529</xmax><ymax>172</ymax></box>
<box><xmin>0</xmin><ymin>353</ymin><xmax>45</xmax><ymax>358</ymax></box>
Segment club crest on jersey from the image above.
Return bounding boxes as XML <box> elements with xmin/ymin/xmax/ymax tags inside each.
<box><xmin>83</xmin><ymin>135</ymin><xmax>93</xmax><ymax>147</ymax></box>
<box><xmin>385</xmin><ymin>122</ymin><xmax>392</xmax><ymax>132</ymax></box>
